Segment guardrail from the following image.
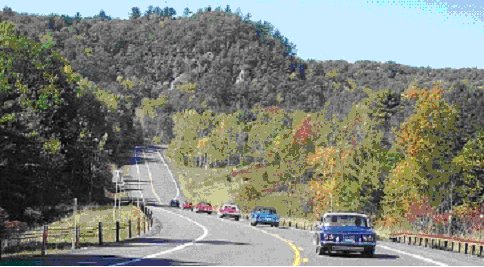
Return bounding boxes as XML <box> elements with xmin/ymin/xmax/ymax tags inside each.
<box><xmin>241</xmin><ymin>215</ymin><xmax>483</xmax><ymax>258</ymax></box>
<box><xmin>241</xmin><ymin>214</ymin><xmax>318</xmax><ymax>231</ymax></box>
<box><xmin>0</xmin><ymin>203</ymin><xmax>154</xmax><ymax>260</ymax></box>
<box><xmin>389</xmin><ymin>232</ymin><xmax>483</xmax><ymax>257</ymax></box>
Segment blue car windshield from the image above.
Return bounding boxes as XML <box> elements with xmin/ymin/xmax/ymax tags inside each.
<box><xmin>323</xmin><ymin>215</ymin><xmax>368</xmax><ymax>227</ymax></box>
<box><xmin>260</xmin><ymin>209</ymin><xmax>276</xmax><ymax>214</ymax></box>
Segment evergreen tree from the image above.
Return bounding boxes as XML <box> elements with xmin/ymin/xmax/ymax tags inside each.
<box><xmin>130</xmin><ymin>7</ymin><xmax>141</xmax><ymax>19</ymax></box>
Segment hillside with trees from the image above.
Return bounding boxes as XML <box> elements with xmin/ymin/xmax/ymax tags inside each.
<box><xmin>0</xmin><ymin>21</ymin><xmax>142</xmax><ymax>225</ymax></box>
<box><xmin>0</xmin><ymin>5</ymin><xmax>483</xmax><ymax>234</ymax></box>
<box><xmin>1</xmin><ymin>6</ymin><xmax>482</xmax><ymax>145</ymax></box>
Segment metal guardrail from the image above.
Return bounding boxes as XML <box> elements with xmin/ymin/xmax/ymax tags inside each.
<box><xmin>242</xmin><ymin>214</ymin><xmax>483</xmax><ymax>258</ymax></box>
<box><xmin>389</xmin><ymin>232</ymin><xmax>483</xmax><ymax>257</ymax></box>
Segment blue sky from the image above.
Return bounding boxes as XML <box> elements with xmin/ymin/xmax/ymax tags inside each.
<box><xmin>2</xmin><ymin>0</ymin><xmax>483</xmax><ymax>69</ymax></box>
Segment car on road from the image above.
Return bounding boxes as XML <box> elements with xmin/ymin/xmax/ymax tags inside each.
<box><xmin>218</xmin><ymin>203</ymin><xmax>241</xmax><ymax>221</ymax></box>
<box><xmin>313</xmin><ymin>212</ymin><xmax>376</xmax><ymax>257</ymax></box>
<box><xmin>169</xmin><ymin>199</ymin><xmax>180</xmax><ymax>208</ymax></box>
<box><xmin>182</xmin><ymin>201</ymin><xmax>193</xmax><ymax>211</ymax></box>
<box><xmin>194</xmin><ymin>202</ymin><xmax>213</xmax><ymax>214</ymax></box>
<box><xmin>250</xmin><ymin>206</ymin><xmax>279</xmax><ymax>227</ymax></box>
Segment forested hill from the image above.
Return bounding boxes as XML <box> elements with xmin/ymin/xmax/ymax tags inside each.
<box><xmin>1</xmin><ymin>7</ymin><xmax>483</xmax><ymax>145</ymax></box>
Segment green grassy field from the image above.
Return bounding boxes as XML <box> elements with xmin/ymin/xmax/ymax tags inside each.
<box><xmin>49</xmin><ymin>205</ymin><xmax>147</xmax><ymax>243</ymax></box>
<box><xmin>165</xmin><ymin>156</ymin><xmax>238</xmax><ymax>207</ymax></box>
<box><xmin>165</xmin><ymin>155</ymin><xmax>316</xmax><ymax>223</ymax></box>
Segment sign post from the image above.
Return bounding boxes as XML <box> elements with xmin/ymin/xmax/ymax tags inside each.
<box><xmin>72</xmin><ymin>198</ymin><xmax>77</xmax><ymax>250</ymax></box>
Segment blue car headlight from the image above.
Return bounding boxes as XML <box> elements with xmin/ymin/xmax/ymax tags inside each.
<box><xmin>323</xmin><ymin>233</ymin><xmax>336</xmax><ymax>241</ymax></box>
<box><xmin>362</xmin><ymin>234</ymin><xmax>375</xmax><ymax>242</ymax></box>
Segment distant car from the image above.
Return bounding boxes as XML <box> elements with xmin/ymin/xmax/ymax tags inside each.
<box><xmin>313</xmin><ymin>212</ymin><xmax>376</xmax><ymax>257</ymax></box>
<box><xmin>182</xmin><ymin>201</ymin><xmax>193</xmax><ymax>211</ymax></box>
<box><xmin>218</xmin><ymin>203</ymin><xmax>241</xmax><ymax>221</ymax></box>
<box><xmin>250</xmin><ymin>206</ymin><xmax>279</xmax><ymax>227</ymax></box>
<box><xmin>169</xmin><ymin>199</ymin><xmax>180</xmax><ymax>208</ymax></box>
<box><xmin>194</xmin><ymin>202</ymin><xmax>213</xmax><ymax>214</ymax></box>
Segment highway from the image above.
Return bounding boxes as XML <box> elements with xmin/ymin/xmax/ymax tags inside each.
<box><xmin>42</xmin><ymin>148</ymin><xmax>484</xmax><ymax>266</ymax></box>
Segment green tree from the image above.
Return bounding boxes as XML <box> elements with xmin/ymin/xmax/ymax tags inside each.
<box><xmin>130</xmin><ymin>7</ymin><xmax>141</xmax><ymax>19</ymax></box>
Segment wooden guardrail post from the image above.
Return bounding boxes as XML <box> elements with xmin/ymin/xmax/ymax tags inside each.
<box><xmin>143</xmin><ymin>217</ymin><xmax>146</xmax><ymax>234</ymax></box>
<box><xmin>464</xmin><ymin>243</ymin><xmax>468</xmax><ymax>254</ymax></box>
<box><xmin>98</xmin><ymin>222</ymin><xmax>103</xmax><ymax>245</ymax></box>
<box><xmin>75</xmin><ymin>225</ymin><xmax>80</xmax><ymax>249</ymax></box>
<box><xmin>116</xmin><ymin>221</ymin><xmax>120</xmax><ymax>242</ymax></box>
<box><xmin>128</xmin><ymin>220</ymin><xmax>132</xmax><ymax>238</ymax></box>
<box><xmin>41</xmin><ymin>225</ymin><xmax>48</xmax><ymax>256</ymax></box>
<box><xmin>137</xmin><ymin>217</ymin><xmax>141</xmax><ymax>236</ymax></box>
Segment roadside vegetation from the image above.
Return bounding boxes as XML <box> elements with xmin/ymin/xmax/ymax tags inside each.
<box><xmin>1</xmin><ymin>4</ymin><xmax>482</xmax><ymax>242</ymax></box>
<box><xmin>167</xmin><ymin>87</ymin><xmax>483</xmax><ymax>240</ymax></box>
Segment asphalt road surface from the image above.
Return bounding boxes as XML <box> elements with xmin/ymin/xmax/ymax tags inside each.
<box><xmin>40</xmin><ymin>148</ymin><xmax>484</xmax><ymax>266</ymax></box>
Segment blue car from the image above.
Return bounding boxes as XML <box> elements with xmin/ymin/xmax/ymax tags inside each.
<box><xmin>313</xmin><ymin>212</ymin><xmax>376</xmax><ymax>256</ymax></box>
<box><xmin>169</xmin><ymin>199</ymin><xmax>180</xmax><ymax>208</ymax></box>
<box><xmin>250</xmin><ymin>206</ymin><xmax>279</xmax><ymax>227</ymax></box>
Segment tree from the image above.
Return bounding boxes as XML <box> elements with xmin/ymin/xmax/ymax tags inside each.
<box><xmin>224</xmin><ymin>5</ymin><xmax>232</xmax><ymax>13</ymax></box>
<box><xmin>452</xmin><ymin>131</ymin><xmax>484</xmax><ymax>205</ymax></box>
<box><xmin>97</xmin><ymin>10</ymin><xmax>110</xmax><ymax>20</ymax></box>
<box><xmin>130</xmin><ymin>7</ymin><xmax>141</xmax><ymax>19</ymax></box>
<box><xmin>382</xmin><ymin>86</ymin><xmax>458</xmax><ymax>224</ymax></box>
<box><xmin>183</xmin><ymin>7</ymin><xmax>191</xmax><ymax>17</ymax></box>
<box><xmin>0</xmin><ymin>22</ymin><xmax>125</xmax><ymax>222</ymax></box>
<box><xmin>145</xmin><ymin>5</ymin><xmax>154</xmax><ymax>17</ymax></box>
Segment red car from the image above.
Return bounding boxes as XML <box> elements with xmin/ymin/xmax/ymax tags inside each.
<box><xmin>182</xmin><ymin>201</ymin><xmax>193</xmax><ymax>211</ymax></box>
<box><xmin>194</xmin><ymin>202</ymin><xmax>213</xmax><ymax>214</ymax></box>
<box><xmin>218</xmin><ymin>203</ymin><xmax>241</xmax><ymax>221</ymax></box>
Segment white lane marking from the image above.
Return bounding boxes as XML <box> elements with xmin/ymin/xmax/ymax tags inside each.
<box><xmin>112</xmin><ymin>152</ymin><xmax>209</xmax><ymax>266</ymax></box>
<box><xmin>157</xmin><ymin>151</ymin><xmax>180</xmax><ymax>198</ymax></box>
<box><xmin>377</xmin><ymin>244</ymin><xmax>448</xmax><ymax>266</ymax></box>
<box><xmin>134</xmin><ymin>148</ymin><xmax>145</xmax><ymax>203</ymax></box>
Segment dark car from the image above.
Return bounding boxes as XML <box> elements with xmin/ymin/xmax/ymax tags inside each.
<box><xmin>313</xmin><ymin>212</ymin><xmax>376</xmax><ymax>256</ymax></box>
<box><xmin>250</xmin><ymin>206</ymin><xmax>279</xmax><ymax>227</ymax></box>
<box><xmin>169</xmin><ymin>199</ymin><xmax>180</xmax><ymax>208</ymax></box>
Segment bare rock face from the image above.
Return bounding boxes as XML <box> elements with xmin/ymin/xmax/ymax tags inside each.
<box><xmin>235</xmin><ymin>69</ymin><xmax>246</xmax><ymax>84</ymax></box>
<box><xmin>170</xmin><ymin>73</ymin><xmax>191</xmax><ymax>90</ymax></box>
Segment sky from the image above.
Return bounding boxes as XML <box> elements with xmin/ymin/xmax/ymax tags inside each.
<box><xmin>1</xmin><ymin>0</ymin><xmax>483</xmax><ymax>69</ymax></box>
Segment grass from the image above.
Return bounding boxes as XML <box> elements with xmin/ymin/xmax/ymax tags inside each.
<box><xmin>1</xmin><ymin>205</ymin><xmax>147</xmax><ymax>260</ymax></box>
<box><xmin>165</xmin><ymin>155</ymin><xmax>238</xmax><ymax>207</ymax></box>
<box><xmin>49</xmin><ymin>205</ymin><xmax>147</xmax><ymax>243</ymax></box>
<box><xmin>165</xmin><ymin>154</ymin><xmax>316</xmax><ymax>222</ymax></box>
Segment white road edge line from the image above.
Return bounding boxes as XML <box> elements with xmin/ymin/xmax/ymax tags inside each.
<box><xmin>111</xmin><ymin>151</ymin><xmax>208</xmax><ymax>266</ymax></box>
<box><xmin>377</xmin><ymin>244</ymin><xmax>448</xmax><ymax>266</ymax></box>
<box><xmin>157</xmin><ymin>151</ymin><xmax>180</xmax><ymax>198</ymax></box>
<box><xmin>134</xmin><ymin>148</ymin><xmax>145</xmax><ymax>203</ymax></box>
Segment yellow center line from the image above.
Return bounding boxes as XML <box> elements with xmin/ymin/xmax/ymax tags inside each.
<box><xmin>145</xmin><ymin>151</ymin><xmax>301</xmax><ymax>265</ymax></box>
<box><xmin>265</xmin><ymin>232</ymin><xmax>301</xmax><ymax>266</ymax></box>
